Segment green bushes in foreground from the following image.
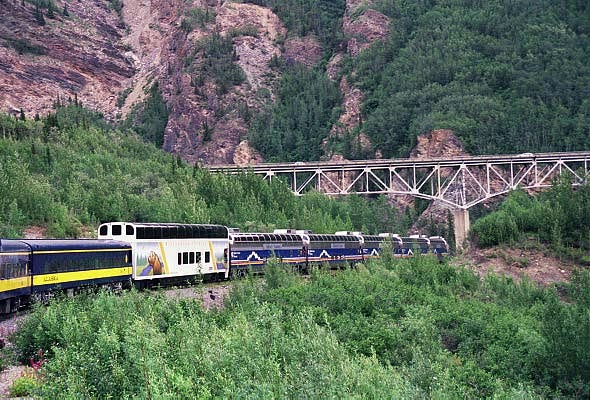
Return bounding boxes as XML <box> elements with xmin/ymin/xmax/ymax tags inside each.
<box><xmin>471</xmin><ymin>182</ymin><xmax>590</xmax><ymax>262</ymax></box>
<box><xmin>12</xmin><ymin>258</ymin><xmax>590</xmax><ymax>398</ymax></box>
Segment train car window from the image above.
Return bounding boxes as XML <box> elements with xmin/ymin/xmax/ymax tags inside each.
<box><xmin>189</xmin><ymin>252</ymin><xmax>195</xmax><ymax>264</ymax></box>
<box><xmin>177</xmin><ymin>253</ymin><xmax>182</xmax><ymax>265</ymax></box>
<box><xmin>51</xmin><ymin>259</ymin><xmax>60</xmax><ymax>273</ymax></box>
<box><xmin>136</xmin><ymin>227</ymin><xmax>145</xmax><ymax>239</ymax></box>
<box><xmin>99</xmin><ymin>225</ymin><xmax>108</xmax><ymax>236</ymax></box>
<box><xmin>112</xmin><ymin>225</ymin><xmax>122</xmax><ymax>236</ymax></box>
<box><xmin>126</xmin><ymin>225</ymin><xmax>135</xmax><ymax>236</ymax></box>
<box><xmin>196</xmin><ymin>252</ymin><xmax>202</xmax><ymax>263</ymax></box>
<box><xmin>183</xmin><ymin>252</ymin><xmax>189</xmax><ymax>264</ymax></box>
<box><xmin>205</xmin><ymin>252</ymin><xmax>210</xmax><ymax>263</ymax></box>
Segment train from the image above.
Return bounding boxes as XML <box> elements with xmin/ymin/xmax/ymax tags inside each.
<box><xmin>0</xmin><ymin>222</ymin><xmax>448</xmax><ymax>313</ymax></box>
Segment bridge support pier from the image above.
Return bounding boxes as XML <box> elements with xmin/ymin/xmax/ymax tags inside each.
<box><xmin>453</xmin><ymin>209</ymin><xmax>470</xmax><ymax>252</ymax></box>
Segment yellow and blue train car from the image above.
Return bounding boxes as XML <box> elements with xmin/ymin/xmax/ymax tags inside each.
<box><xmin>0</xmin><ymin>239</ymin><xmax>132</xmax><ymax>313</ymax></box>
<box><xmin>26</xmin><ymin>239</ymin><xmax>133</xmax><ymax>296</ymax></box>
<box><xmin>0</xmin><ymin>240</ymin><xmax>32</xmax><ymax>313</ymax></box>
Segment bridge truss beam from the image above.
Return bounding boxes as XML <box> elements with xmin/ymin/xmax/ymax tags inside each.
<box><xmin>210</xmin><ymin>152</ymin><xmax>590</xmax><ymax>209</ymax></box>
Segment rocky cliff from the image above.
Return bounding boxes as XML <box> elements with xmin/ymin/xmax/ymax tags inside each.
<box><xmin>1</xmin><ymin>0</ymin><xmax>401</xmax><ymax>166</ymax></box>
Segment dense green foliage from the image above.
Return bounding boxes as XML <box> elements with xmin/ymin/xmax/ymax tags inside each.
<box><xmin>187</xmin><ymin>32</ymin><xmax>246</xmax><ymax>95</ymax></box>
<box><xmin>471</xmin><ymin>182</ymin><xmax>590</xmax><ymax>262</ymax></box>
<box><xmin>13</xmin><ymin>258</ymin><xmax>590</xmax><ymax>398</ymax></box>
<box><xmin>242</xmin><ymin>0</ymin><xmax>346</xmax><ymax>50</ymax></box>
<box><xmin>180</xmin><ymin>6</ymin><xmax>216</xmax><ymax>33</ymax></box>
<box><xmin>0</xmin><ymin>108</ymin><xmax>405</xmax><ymax>237</ymax></box>
<box><xmin>246</xmin><ymin>1</ymin><xmax>590</xmax><ymax>161</ymax></box>
<box><xmin>346</xmin><ymin>0</ymin><xmax>590</xmax><ymax>157</ymax></box>
<box><xmin>249</xmin><ymin>65</ymin><xmax>341</xmax><ymax>161</ymax></box>
<box><xmin>123</xmin><ymin>82</ymin><xmax>169</xmax><ymax>147</ymax></box>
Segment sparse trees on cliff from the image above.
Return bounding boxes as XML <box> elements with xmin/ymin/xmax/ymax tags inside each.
<box><xmin>34</xmin><ymin>4</ymin><xmax>45</xmax><ymax>25</ymax></box>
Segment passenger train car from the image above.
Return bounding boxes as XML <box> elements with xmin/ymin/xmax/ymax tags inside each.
<box><xmin>0</xmin><ymin>239</ymin><xmax>132</xmax><ymax>314</ymax></box>
<box><xmin>97</xmin><ymin>222</ymin><xmax>229</xmax><ymax>286</ymax></box>
<box><xmin>0</xmin><ymin>222</ymin><xmax>449</xmax><ymax>313</ymax></box>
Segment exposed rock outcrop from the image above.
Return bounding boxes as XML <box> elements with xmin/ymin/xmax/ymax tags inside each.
<box><xmin>283</xmin><ymin>35</ymin><xmax>323</xmax><ymax>68</ymax></box>
<box><xmin>0</xmin><ymin>0</ymin><xmax>134</xmax><ymax>119</ymax></box>
<box><xmin>324</xmin><ymin>0</ymin><xmax>390</xmax><ymax>159</ymax></box>
<box><xmin>410</xmin><ymin>129</ymin><xmax>466</xmax><ymax>159</ymax></box>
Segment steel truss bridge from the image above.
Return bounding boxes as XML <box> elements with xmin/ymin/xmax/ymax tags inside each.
<box><xmin>210</xmin><ymin>151</ymin><xmax>590</xmax><ymax>248</ymax></box>
<box><xmin>210</xmin><ymin>151</ymin><xmax>590</xmax><ymax>210</ymax></box>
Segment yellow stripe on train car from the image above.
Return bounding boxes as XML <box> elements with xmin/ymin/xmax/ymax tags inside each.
<box><xmin>0</xmin><ymin>276</ymin><xmax>31</xmax><ymax>292</ymax></box>
<box><xmin>33</xmin><ymin>267</ymin><xmax>132</xmax><ymax>286</ymax></box>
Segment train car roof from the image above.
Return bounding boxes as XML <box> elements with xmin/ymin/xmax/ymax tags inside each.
<box><xmin>231</xmin><ymin>232</ymin><xmax>302</xmax><ymax>242</ymax></box>
<box><xmin>99</xmin><ymin>222</ymin><xmax>229</xmax><ymax>239</ymax></box>
<box><xmin>10</xmin><ymin>239</ymin><xmax>131</xmax><ymax>251</ymax></box>
<box><xmin>361</xmin><ymin>235</ymin><xmax>386</xmax><ymax>241</ymax></box>
<box><xmin>308</xmin><ymin>234</ymin><xmax>360</xmax><ymax>242</ymax></box>
<box><xmin>0</xmin><ymin>239</ymin><xmax>31</xmax><ymax>253</ymax></box>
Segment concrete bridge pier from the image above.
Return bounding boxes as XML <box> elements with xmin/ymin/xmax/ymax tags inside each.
<box><xmin>453</xmin><ymin>209</ymin><xmax>470</xmax><ymax>252</ymax></box>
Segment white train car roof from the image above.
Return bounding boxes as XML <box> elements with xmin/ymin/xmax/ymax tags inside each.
<box><xmin>98</xmin><ymin>222</ymin><xmax>228</xmax><ymax>240</ymax></box>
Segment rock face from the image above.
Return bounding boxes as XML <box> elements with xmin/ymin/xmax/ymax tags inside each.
<box><xmin>0</xmin><ymin>0</ymin><xmax>134</xmax><ymax>119</ymax></box>
<box><xmin>0</xmin><ymin>0</ymin><xmax>398</xmax><ymax>166</ymax></box>
<box><xmin>324</xmin><ymin>0</ymin><xmax>390</xmax><ymax>159</ymax></box>
<box><xmin>283</xmin><ymin>36</ymin><xmax>323</xmax><ymax>68</ymax></box>
<box><xmin>410</xmin><ymin>129</ymin><xmax>466</xmax><ymax>159</ymax></box>
<box><xmin>406</xmin><ymin>130</ymin><xmax>469</xmax><ymax>234</ymax></box>
<box><xmin>153</xmin><ymin>1</ymin><xmax>287</xmax><ymax>165</ymax></box>
<box><xmin>1</xmin><ymin>0</ymin><xmax>399</xmax><ymax>166</ymax></box>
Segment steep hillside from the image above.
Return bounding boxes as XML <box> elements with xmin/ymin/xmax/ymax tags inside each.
<box><xmin>2</xmin><ymin>1</ymin><xmax>588</xmax><ymax>166</ymax></box>
<box><xmin>0</xmin><ymin>0</ymin><xmax>134</xmax><ymax>117</ymax></box>
<box><xmin>0</xmin><ymin>0</ymin><xmax>387</xmax><ymax>165</ymax></box>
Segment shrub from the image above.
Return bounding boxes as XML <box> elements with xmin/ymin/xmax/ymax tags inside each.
<box><xmin>9</xmin><ymin>374</ymin><xmax>39</xmax><ymax>397</ymax></box>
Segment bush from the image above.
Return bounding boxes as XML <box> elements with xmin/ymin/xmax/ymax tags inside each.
<box><xmin>9</xmin><ymin>375</ymin><xmax>39</xmax><ymax>397</ymax></box>
<box><xmin>12</xmin><ymin>243</ymin><xmax>589</xmax><ymax>398</ymax></box>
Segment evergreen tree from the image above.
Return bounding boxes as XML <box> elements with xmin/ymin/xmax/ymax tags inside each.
<box><xmin>201</xmin><ymin>120</ymin><xmax>213</xmax><ymax>143</ymax></box>
<box><xmin>35</xmin><ymin>4</ymin><xmax>46</xmax><ymax>26</ymax></box>
<box><xmin>47</xmin><ymin>2</ymin><xmax>54</xmax><ymax>19</ymax></box>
